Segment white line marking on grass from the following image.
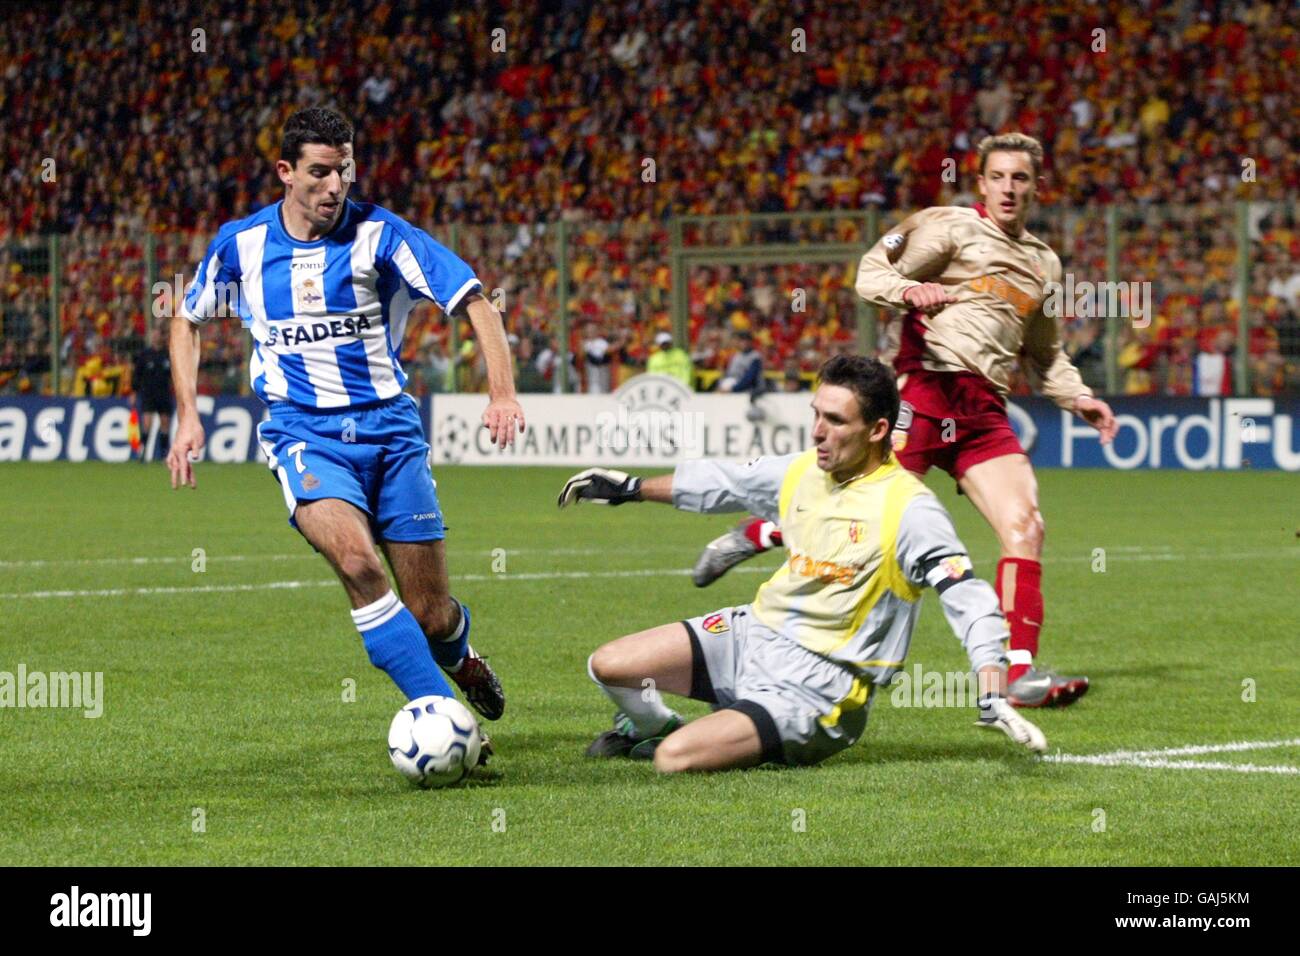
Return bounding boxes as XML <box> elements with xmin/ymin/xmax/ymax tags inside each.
<box><xmin>3</xmin><ymin>580</ymin><xmax>342</xmax><ymax>599</ymax></box>
<box><xmin>1</xmin><ymin>547</ymin><xmax>1297</xmax><ymax>599</ymax></box>
<box><xmin>2</xmin><ymin>545</ymin><xmax>1295</xmax><ymax>572</ymax></box>
<box><xmin>0</xmin><ymin>546</ymin><xmax>675</xmax><ymax>569</ymax></box>
<box><xmin>1</xmin><ymin>567</ymin><xmax>707</xmax><ymax>599</ymax></box>
<box><xmin>1090</xmin><ymin>738</ymin><xmax>1300</xmax><ymax>759</ymax></box>
<box><xmin>1043</xmin><ymin>738</ymin><xmax>1300</xmax><ymax>775</ymax></box>
<box><xmin>0</xmin><ymin>554</ymin><xmax>309</xmax><ymax>569</ymax></box>
<box><xmin>1057</xmin><ymin>550</ymin><xmax>1292</xmax><ymax>564</ymax></box>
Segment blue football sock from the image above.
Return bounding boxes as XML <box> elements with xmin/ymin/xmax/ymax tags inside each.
<box><xmin>352</xmin><ymin>591</ymin><xmax>453</xmax><ymax>700</ymax></box>
<box><xmin>428</xmin><ymin>599</ymin><xmax>470</xmax><ymax>672</ymax></box>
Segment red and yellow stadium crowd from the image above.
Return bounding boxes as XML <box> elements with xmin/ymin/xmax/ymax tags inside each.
<box><xmin>1</xmin><ymin>0</ymin><xmax>1297</xmax><ymax>397</ymax></box>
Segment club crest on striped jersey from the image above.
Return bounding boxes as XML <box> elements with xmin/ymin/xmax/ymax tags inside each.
<box><xmin>185</xmin><ymin>199</ymin><xmax>483</xmax><ymax>409</ymax></box>
<box><xmin>293</xmin><ymin>275</ymin><xmax>325</xmax><ymax>314</ymax></box>
<box><xmin>702</xmin><ymin>613</ymin><xmax>729</xmax><ymax>634</ymax></box>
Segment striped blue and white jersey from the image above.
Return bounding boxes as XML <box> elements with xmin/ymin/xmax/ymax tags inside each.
<box><xmin>180</xmin><ymin>199</ymin><xmax>481</xmax><ymax>409</ymax></box>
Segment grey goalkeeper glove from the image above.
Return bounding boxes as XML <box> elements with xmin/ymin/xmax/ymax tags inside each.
<box><xmin>976</xmin><ymin>694</ymin><xmax>1048</xmax><ymax>754</ymax></box>
<box><xmin>557</xmin><ymin>468</ymin><xmax>643</xmax><ymax>508</ymax></box>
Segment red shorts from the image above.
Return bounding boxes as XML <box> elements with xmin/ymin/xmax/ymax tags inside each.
<box><xmin>892</xmin><ymin>369</ymin><xmax>1025</xmax><ymax>480</ymax></box>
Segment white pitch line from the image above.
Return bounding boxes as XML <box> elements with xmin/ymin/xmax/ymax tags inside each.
<box><xmin>1101</xmin><ymin>545</ymin><xmax>1174</xmax><ymax>552</ymax></box>
<box><xmin>1</xmin><ymin>545</ymin><xmax>1293</xmax><ymax>571</ymax></box>
<box><xmin>1</xmin><ymin>548</ymin><xmax>1297</xmax><ymax>600</ymax></box>
<box><xmin>0</xmin><ymin>554</ymin><xmax>308</xmax><ymax>569</ymax></box>
<box><xmin>0</xmin><ymin>546</ymin><xmax>675</xmax><ymax>569</ymax></box>
<box><xmin>2</xmin><ymin>580</ymin><xmax>342</xmax><ymax>599</ymax></box>
<box><xmin>1044</xmin><ymin>755</ymin><xmax>1300</xmax><ymax>776</ymax></box>
<box><xmin>0</xmin><ymin>567</ymin><xmax>713</xmax><ymax>600</ymax></box>
<box><xmin>1042</xmin><ymin>738</ymin><xmax>1300</xmax><ymax>775</ymax></box>
<box><xmin>1089</xmin><ymin>738</ymin><xmax>1300</xmax><ymax>759</ymax></box>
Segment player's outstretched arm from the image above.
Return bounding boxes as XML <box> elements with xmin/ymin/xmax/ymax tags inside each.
<box><xmin>894</xmin><ymin>494</ymin><xmax>1047</xmax><ymax>754</ymax></box>
<box><xmin>463</xmin><ymin>294</ymin><xmax>525</xmax><ymax>448</ymax></box>
<box><xmin>557</xmin><ymin>454</ymin><xmax>797</xmax><ymax>513</ymax></box>
<box><xmin>557</xmin><ymin>468</ymin><xmax>653</xmax><ymax>507</ymax></box>
<box><xmin>167</xmin><ymin>314</ymin><xmax>205</xmax><ymax>490</ymax></box>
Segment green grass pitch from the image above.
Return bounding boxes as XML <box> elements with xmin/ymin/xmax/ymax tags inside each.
<box><xmin>1</xmin><ymin>461</ymin><xmax>1296</xmax><ymax>865</ymax></box>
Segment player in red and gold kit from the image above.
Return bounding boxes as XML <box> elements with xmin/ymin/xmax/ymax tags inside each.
<box><xmin>694</xmin><ymin>133</ymin><xmax>1117</xmax><ymax>708</ymax></box>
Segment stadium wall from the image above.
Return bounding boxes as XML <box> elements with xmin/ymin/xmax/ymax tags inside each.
<box><xmin>2</xmin><ymin>384</ymin><xmax>1298</xmax><ymax>470</ymax></box>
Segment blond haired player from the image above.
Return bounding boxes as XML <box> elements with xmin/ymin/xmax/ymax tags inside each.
<box><xmin>557</xmin><ymin>356</ymin><xmax>1047</xmax><ymax>772</ymax></box>
<box><xmin>694</xmin><ymin>133</ymin><xmax>1117</xmax><ymax>708</ymax></box>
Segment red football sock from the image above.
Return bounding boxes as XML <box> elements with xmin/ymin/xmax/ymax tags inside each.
<box><xmin>997</xmin><ymin>557</ymin><xmax>1043</xmax><ymax>684</ymax></box>
<box><xmin>742</xmin><ymin>518</ymin><xmax>782</xmax><ymax>550</ymax></box>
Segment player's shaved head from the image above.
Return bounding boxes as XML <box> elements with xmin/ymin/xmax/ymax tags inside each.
<box><xmin>281</xmin><ymin>108</ymin><xmax>354</xmax><ymax>165</ymax></box>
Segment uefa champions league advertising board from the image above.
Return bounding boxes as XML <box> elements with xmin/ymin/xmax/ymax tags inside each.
<box><xmin>2</xmin><ymin>375</ymin><xmax>1299</xmax><ymax>470</ymax></box>
<box><xmin>427</xmin><ymin>376</ymin><xmax>1300</xmax><ymax>471</ymax></box>
<box><xmin>430</xmin><ymin>375</ymin><xmax>814</xmax><ymax>467</ymax></box>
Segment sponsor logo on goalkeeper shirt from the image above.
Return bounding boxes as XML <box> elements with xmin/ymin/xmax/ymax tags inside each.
<box><xmin>788</xmin><ymin>551</ymin><xmax>857</xmax><ymax>585</ymax></box>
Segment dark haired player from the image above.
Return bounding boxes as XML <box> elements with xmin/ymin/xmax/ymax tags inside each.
<box><xmin>557</xmin><ymin>356</ymin><xmax>1047</xmax><ymax>772</ymax></box>
<box><xmin>167</xmin><ymin>108</ymin><xmax>522</xmax><ymax>742</ymax></box>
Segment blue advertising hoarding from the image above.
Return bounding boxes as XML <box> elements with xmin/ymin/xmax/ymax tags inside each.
<box><xmin>1</xmin><ymin>394</ymin><xmax>1297</xmax><ymax>470</ymax></box>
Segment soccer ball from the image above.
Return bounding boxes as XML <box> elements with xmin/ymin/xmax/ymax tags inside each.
<box><xmin>387</xmin><ymin>695</ymin><xmax>482</xmax><ymax>789</ymax></box>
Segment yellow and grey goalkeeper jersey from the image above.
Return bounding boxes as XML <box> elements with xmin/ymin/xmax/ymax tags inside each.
<box><xmin>673</xmin><ymin>450</ymin><xmax>1008</xmax><ymax>684</ymax></box>
<box><xmin>854</xmin><ymin>204</ymin><xmax>1092</xmax><ymax>411</ymax></box>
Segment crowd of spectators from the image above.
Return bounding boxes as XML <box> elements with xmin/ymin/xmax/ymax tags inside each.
<box><xmin>1</xmin><ymin>0</ymin><xmax>1297</xmax><ymax>397</ymax></box>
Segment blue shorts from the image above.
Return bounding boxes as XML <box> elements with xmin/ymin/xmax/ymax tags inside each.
<box><xmin>255</xmin><ymin>394</ymin><xmax>445</xmax><ymax>542</ymax></box>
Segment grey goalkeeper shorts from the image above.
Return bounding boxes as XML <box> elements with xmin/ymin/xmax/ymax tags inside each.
<box><xmin>682</xmin><ymin>604</ymin><xmax>875</xmax><ymax>766</ymax></box>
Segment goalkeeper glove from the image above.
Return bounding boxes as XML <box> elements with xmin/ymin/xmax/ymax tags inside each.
<box><xmin>975</xmin><ymin>694</ymin><xmax>1048</xmax><ymax>754</ymax></box>
<box><xmin>557</xmin><ymin>467</ymin><xmax>643</xmax><ymax>508</ymax></box>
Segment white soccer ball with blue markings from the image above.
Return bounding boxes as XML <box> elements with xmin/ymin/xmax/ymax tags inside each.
<box><xmin>387</xmin><ymin>695</ymin><xmax>482</xmax><ymax>789</ymax></box>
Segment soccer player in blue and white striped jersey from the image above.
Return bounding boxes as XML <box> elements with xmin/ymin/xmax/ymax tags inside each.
<box><xmin>166</xmin><ymin>108</ymin><xmax>523</xmax><ymax>742</ymax></box>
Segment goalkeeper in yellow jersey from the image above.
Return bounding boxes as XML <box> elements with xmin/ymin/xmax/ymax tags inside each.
<box><xmin>556</xmin><ymin>356</ymin><xmax>1046</xmax><ymax>772</ymax></box>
